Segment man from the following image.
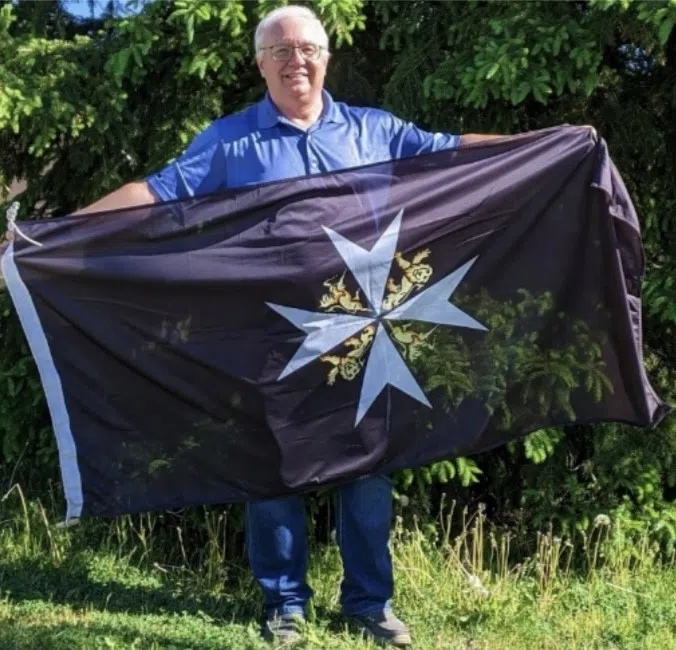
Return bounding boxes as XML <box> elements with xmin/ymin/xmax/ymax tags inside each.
<box><xmin>42</xmin><ymin>6</ymin><xmax>504</xmax><ymax>647</ymax></box>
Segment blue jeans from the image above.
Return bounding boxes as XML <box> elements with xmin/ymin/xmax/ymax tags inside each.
<box><xmin>245</xmin><ymin>475</ymin><xmax>393</xmax><ymax>617</ymax></box>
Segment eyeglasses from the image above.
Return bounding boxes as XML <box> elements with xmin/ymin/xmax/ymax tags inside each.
<box><xmin>258</xmin><ymin>43</ymin><xmax>327</xmax><ymax>62</ymax></box>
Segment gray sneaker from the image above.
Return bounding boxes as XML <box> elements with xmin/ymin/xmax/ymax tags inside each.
<box><xmin>262</xmin><ymin>612</ymin><xmax>305</xmax><ymax>645</ymax></box>
<box><xmin>349</xmin><ymin>610</ymin><xmax>412</xmax><ymax>647</ymax></box>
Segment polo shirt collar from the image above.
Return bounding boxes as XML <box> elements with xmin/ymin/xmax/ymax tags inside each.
<box><xmin>257</xmin><ymin>90</ymin><xmax>346</xmax><ymax>129</ymax></box>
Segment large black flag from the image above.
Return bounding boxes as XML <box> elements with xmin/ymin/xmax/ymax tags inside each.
<box><xmin>2</xmin><ymin>126</ymin><xmax>668</xmax><ymax>519</ymax></box>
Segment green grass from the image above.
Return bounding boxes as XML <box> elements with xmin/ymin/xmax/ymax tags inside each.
<box><xmin>1</xmin><ymin>487</ymin><xmax>676</xmax><ymax>649</ymax></box>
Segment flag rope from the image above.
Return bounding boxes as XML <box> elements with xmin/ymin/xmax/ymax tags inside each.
<box><xmin>6</xmin><ymin>202</ymin><xmax>43</xmax><ymax>248</ymax></box>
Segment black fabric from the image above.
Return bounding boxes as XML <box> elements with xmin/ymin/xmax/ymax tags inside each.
<box><xmin>7</xmin><ymin>126</ymin><xmax>668</xmax><ymax>517</ymax></box>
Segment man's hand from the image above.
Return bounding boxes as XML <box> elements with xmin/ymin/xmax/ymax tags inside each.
<box><xmin>583</xmin><ymin>124</ymin><xmax>598</xmax><ymax>141</ymax></box>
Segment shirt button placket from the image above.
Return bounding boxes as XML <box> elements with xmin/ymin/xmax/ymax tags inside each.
<box><xmin>307</xmin><ymin>132</ymin><xmax>319</xmax><ymax>173</ymax></box>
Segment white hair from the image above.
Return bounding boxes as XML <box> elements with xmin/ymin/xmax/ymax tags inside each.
<box><xmin>254</xmin><ymin>5</ymin><xmax>329</xmax><ymax>59</ymax></box>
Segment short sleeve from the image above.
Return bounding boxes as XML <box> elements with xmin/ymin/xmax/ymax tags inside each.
<box><xmin>146</xmin><ymin>123</ymin><xmax>226</xmax><ymax>202</ymax></box>
<box><xmin>387</xmin><ymin>115</ymin><xmax>460</xmax><ymax>159</ymax></box>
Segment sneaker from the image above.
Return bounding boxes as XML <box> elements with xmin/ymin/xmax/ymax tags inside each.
<box><xmin>349</xmin><ymin>610</ymin><xmax>412</xmax><ymax>647</ymax></box>
<box><xmin>262</xmin><ymin>612</ymin><xmax>306</xmax><ymax>645</ymax></box>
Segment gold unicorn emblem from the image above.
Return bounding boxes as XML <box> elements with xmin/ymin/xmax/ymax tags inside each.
<box><xmin>390</xmin><ymin>323</ymin><xmax>437</xmax><ymax>361</ymax></box>
<box><xmin>382</xmin><ymin>249</ymin><xmax>433</xmax><ymax>312</ymax></box>
<box><xmin>318</xmin><ymin>271</ymin><xmax>367</xmax><ymax>314</ymax></box>
<box><xmin>321</xmin><ymin>325</ymin><xmax>376</xmax><ymax>385</ymax></box>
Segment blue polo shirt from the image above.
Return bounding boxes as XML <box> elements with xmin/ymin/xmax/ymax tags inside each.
<box><xmin>146</xmin><ymin>91</ymin><xmax>459</xmax><ymax>201</ymax></box>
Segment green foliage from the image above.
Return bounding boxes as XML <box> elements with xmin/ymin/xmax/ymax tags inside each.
<box><xmin>401</xmin><ymin>289</ymin><xmax>613</xmax><ymax>441</ymax></box>
<box><xmin>0</xmin><ymin>293</ymin><xmax>55</xmax><ymax>480</ymax></box>
<box><xmin>523</xmin><ymin>428</ymin><xmax>566</xmax><ymax>464</ymax></box>
<box><xmin>1</xmin><ymin>0</ymin><xmax>675</xmax><ymax>551</ymax></box>
<box><xmin>314</xmin><ymin>0</ymin><xmax>365</xmax><ymax>46</ymax></box>
<box><xmin>396</xmin><ymin>457</ymin><xmax>483</xmax><ymax>506</ymax></box>
<box><xmin>426</xmin><ymin>7</ymin><xmax>603</xmax><ymax>108</ymax></box>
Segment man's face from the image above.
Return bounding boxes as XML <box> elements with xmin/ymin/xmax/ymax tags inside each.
<box><xmin>257</xmin><ymin>17</ymin><xmax>328</xmax><ymax>105</ymax></box>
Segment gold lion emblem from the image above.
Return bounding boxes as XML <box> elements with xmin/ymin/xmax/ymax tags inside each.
<box><xmin>381</xmin><ymin>249</ymin><xmax>433</xmax><ymax>312</ymax></box>
<box><xmin>321</xmin><ymin>325</ymin><xmax>376</xmax><ymax>385</ymax></box>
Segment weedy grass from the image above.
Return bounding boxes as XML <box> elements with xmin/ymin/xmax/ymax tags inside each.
<box><xmin>1</xmin><ymin>485</ymin><xmax>675</xmax><ymax>649</ymax></box>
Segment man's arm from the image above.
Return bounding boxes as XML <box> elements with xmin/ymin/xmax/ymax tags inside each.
<box><xmin>64</xmin><ymin>120</ymin><xmax>225</xmax><ymax>215</ymax></box>
<box><xmin>387</xmin><ymin>114</ymin><xmax>504</xmax><ymax>157</ymax></box>
<box><xmin>459</xmin><ymin>133</ymin><xmax>503</xmax><ymax>145</ymax></box>
<box><xmin>3</xmin><ymin>180</ymin><xmax>156</xmax><ymax>246</ymax></box>
<box><xmin>72</xmin><ymin>180</ymin><xmax>157</xmax><ymax>215</ymax></box>
<box><xmin>460</xmin><ymin>126</ymin><xmax>597</xmax><ymax>145</ymax></box>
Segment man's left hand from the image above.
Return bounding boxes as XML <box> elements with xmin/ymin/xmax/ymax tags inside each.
<box><xmin>583</xmin><ymin>124</ymin><xmax>598</xmax><ymax>141</ymax></box>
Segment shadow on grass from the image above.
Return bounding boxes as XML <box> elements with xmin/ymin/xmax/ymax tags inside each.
<box><xmin>0</xmin><ymin>554</ymin><xmax>260</xmax><ymax>625</ymax></box>
<box><xmin>0</xmin><ymin>557</ymin><xmax>374</xmax><ymax>649</ymax></box>
<box><xmin>0</xmin><ymin>619</ymin><xmax>261</xmax><ymax>650</ymax></box>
